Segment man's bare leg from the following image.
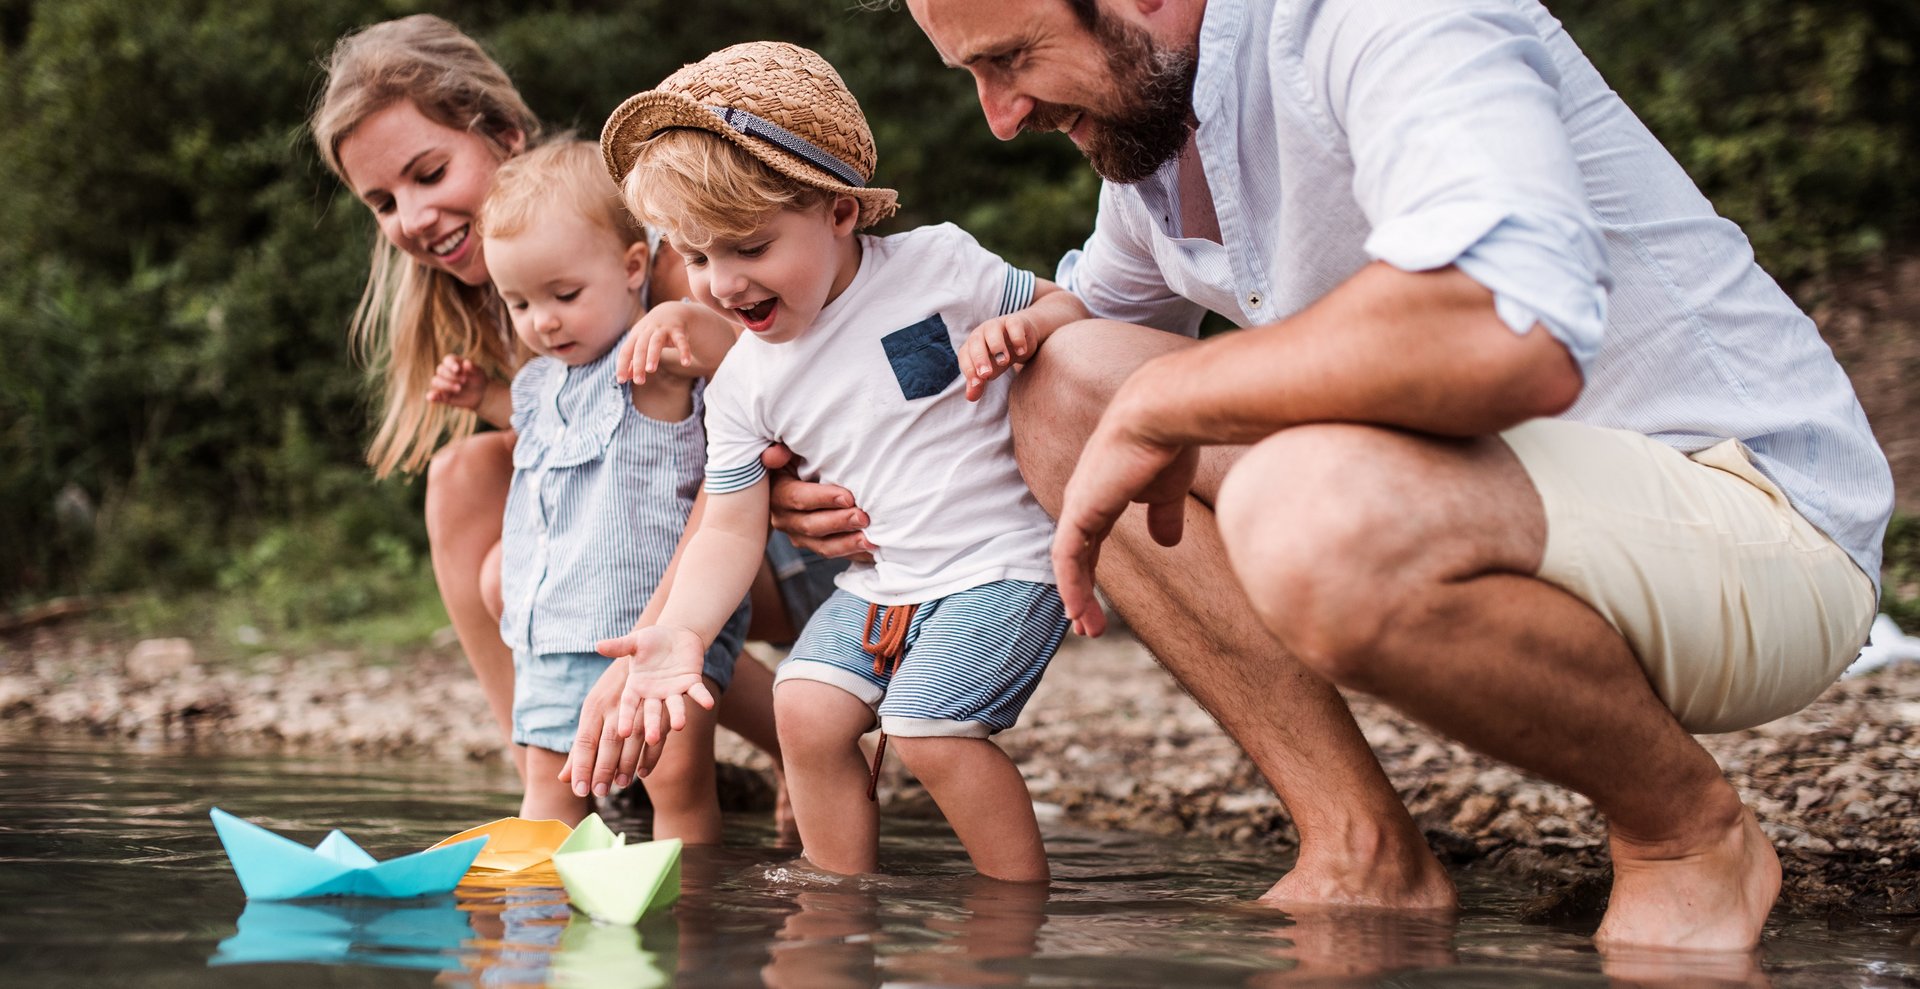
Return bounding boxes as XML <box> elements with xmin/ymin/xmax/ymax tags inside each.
<box><xmin>1214</xmin><ymin>423</ymin><xmax>1778</xmax><ymax>951</ymax></box>
<box><xmin>1012</xmin><ymin>322</ymin><xmax>1453</xmax><ymax>909</ymax></box>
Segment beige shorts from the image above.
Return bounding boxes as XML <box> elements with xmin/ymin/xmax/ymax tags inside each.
<box><xmin>1502</xmin><ymin>418</ymin><xmax>1875</xmax><ymax>734</ymax></box>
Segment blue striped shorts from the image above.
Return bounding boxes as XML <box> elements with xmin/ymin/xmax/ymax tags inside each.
<box><xmin>773</xmin><ymin>581</ymin><xmax>1069</xmax><ymax>738</ymax></box>
<box><xmin>511</xmin><ymin>600</ymin><xmax>750</xmax><ymax>753</ymax></box>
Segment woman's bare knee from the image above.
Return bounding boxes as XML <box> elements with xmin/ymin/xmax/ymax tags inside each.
<box><xmin>425</xmin><ymin>432</ymin><xmax>514</xmax><ymax>547</ymax></box>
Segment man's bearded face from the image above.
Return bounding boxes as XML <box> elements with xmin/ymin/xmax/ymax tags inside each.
<box><xmin>1025</xmin><ymin>11</ymin><xmax>1198</xmax><ymax>184</ymax></box>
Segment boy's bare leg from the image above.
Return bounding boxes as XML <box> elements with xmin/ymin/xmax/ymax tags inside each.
<box><xmin>891</xmin><ymin>735</ymin><xmax>1048</xmax><ymax>883</ymax></box>
<box><xmin>1215</xmin><ymin>424</ymin><xmax>1778</xmax><ymax>951</ymax></box>
<box><xmin>1012</xmin><ymin>323</ymin><xmax>1453</xmax><ymax>909</ymax></box>
<box><xmin>522</xmin><ymin>746</ymin><xmax>590</xmax><ymax>824</ymax></box>
<box><xmin>643</xmin><ymin>677</ymin><xmax>724</xmax><ymax>843</ymax></box>
<box><xmin>426</xmin><ymin>431</ymin><xmax>525</xmax><ymax>779</ymax></box>
<box><xmin>776</xmin><ymin>680</ymin><xmax>881</xmax><ymax>875</ymax></box>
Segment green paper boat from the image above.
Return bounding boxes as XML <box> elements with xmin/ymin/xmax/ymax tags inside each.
<box><xmin>552</xmin><ymin>814</ymin><xmax>681</xmax><ymax>925</ymax></box>
<box><xmin>550</xmin><ymin>915</ymin><xmax>675</xmax><ymax>987</ymax></box>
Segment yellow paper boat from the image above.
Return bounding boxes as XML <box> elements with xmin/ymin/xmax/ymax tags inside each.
<box><xmin>429</xmin><ymin>816</ymin><xmax>574</xmax><ymax>873</ymax></box>
<box><xmin>552</xmin><ymin>816</ymin><xmax>681</xmax><ymax>925</ymax></box>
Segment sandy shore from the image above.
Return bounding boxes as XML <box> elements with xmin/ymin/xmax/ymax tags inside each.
<box><xmin>2</xmin><ymin>624</ymin><xmax>1914</xmax><ymax>913</ymax></box>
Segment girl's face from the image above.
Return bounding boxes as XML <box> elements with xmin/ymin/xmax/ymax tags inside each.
<box><xmin>337</xmin><ymin>100</ymin><xmax>519</xmax><ymax>287</ymax></box>
<box><xmin>485</xmin><ymin>211</ymin><xmax>647</xmax><ymax>367</ymax></box>
<box><xmin>680</xmin><ymin>197</ymin><xmax>860</xmax><ymax>346</ymax></box>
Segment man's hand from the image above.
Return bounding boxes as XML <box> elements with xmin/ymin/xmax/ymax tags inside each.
<box><xmin>763</xmin><ymin>444</ymin><xmax>876</xmax><ymax>562</ymax></box>
<box><xmin>1051</xmin><ymin>393</ymin><xmax>1200</xmax><ymax>638</ymax></box>
<box><xmin>559</xmin><ymin>625</ymin><xmax>713</xmax><ymax>796</ymax></box>
<box><xmin>426</xmin><ymin>354</ymin><xmax>488</xmax><ymax>410</ymax></box>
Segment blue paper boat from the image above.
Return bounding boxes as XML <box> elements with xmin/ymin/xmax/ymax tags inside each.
<box><xmin>210</xmin><ymin>897</ymin><xmax>473</xmax><ymax>971</ymax></box>
<box><xmin>210</xmin><ymin>807</ymin><xmax>487</xmax><ymax>900</ymax></box>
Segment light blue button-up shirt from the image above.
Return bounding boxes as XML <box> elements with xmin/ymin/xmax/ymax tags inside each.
<box><xmin>1060</xmin><ymin>0</ymin><xmax>1892</xmax><ymax>582</ymax></box>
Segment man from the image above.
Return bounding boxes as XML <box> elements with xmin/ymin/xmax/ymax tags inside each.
<box><xmin>866</xmin><ymin>0</ymin><xmax>1892</xmax><ymax>952</ymax></box>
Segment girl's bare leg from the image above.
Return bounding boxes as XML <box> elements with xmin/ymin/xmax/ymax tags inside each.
<box><xmin>776</xmin><ymin>680</ymin><xmax>879</xmax><ymax>874</ymax></box>
<box><xmin>892</xmin><ymin>735</ymin><xmax>1048</xmax><ymax>883</ymax></box>
<box><xmin>642</xmin><ymin>678</ymin><xmax>723</xmax><ymax>843</ymax></box>
<box><xmin>426</xmin><ymin>431</ymin><xmax>524</xmax><ymax>778</ymax></box>
<box><xmin>521</xmin><ymin>745</ymin><xmax>590</xmax><ymax>824</ymax></box>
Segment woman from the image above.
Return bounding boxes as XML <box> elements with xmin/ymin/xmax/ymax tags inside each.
<box><xmin>309</xmin><ymin>14</ymin><xmax>823</xmax><ymax>789</ymax></box>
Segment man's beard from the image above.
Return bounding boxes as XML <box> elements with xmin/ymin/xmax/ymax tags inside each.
<box><xmin>1027</xmin><ymin>12</ymin><xmax>1198</xmax><ymax>184</ymax></box>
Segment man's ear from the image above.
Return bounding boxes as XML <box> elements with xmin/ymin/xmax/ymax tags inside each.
<box><xmin>624</xmin><ymin>239</ymin><xmax>652</xmax><ymax>290</ymax></box>
<box><xmin>831</xmin><ymin>195</ymin><xmax>861</xmax><ymax>236</ymax></box>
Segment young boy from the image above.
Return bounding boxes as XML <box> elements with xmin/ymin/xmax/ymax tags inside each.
<box><xmin>579</xmin><ymin>42</ymin><xmax>1086</xmax><ymax>882</ymax></box>
<box><xmin>431</xmin><ymin>139</ymin><xmax>750</xmax><ymax>832</ymax></box>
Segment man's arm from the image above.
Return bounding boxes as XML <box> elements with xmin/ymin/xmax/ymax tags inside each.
<box><xmin>1052</xmin><ymin>263</ymin><xmax>1580</xmax><ymax>636</ymax></box>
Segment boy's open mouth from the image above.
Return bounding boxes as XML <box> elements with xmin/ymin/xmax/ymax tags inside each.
<box><xmin>736</xmin><ymin>299</ymin><xmax>778</xmax><ymax>333</ymax></box>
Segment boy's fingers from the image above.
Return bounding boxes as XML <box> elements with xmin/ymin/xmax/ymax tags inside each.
<box><xmin>1007</xmin><ymin>321</ymin><xmax>1030</xmax><ymax>358</ymax></box>
<box><xmin>643</xmin><ymin>698</ymin><xmax>665</xmax><ymax>746</ymax></box>
<box><xmin>688</xmin><ymin>681</ymin><xmax>717</xmax><ymax>711</ymax></box>
<box><xmin>595</xmin><ymin>636</ymin><xmax>635</xmax><ymax>659</ymax></box>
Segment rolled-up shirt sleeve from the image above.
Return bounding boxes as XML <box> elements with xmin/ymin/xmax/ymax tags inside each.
<box><xmin>1301</xmin><ymin>0</ymin><xmax>1609</xmax><ymax>366</ymax></box>
<box><xmin>1056</xmin><ymin>181</ymin><xmax>1208</xmax><ymax>338</ymax></box>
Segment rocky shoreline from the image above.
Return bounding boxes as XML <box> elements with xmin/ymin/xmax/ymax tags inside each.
<box><xmin>3</xmin><ymin>624</ymin><xmax>1915</xmax><ymax>915</ymax></box>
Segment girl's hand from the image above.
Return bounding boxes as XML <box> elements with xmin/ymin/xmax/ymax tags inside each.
<box><xmin>617</xmin><ymin>302</ymin><xmax>708</xmax><ymax>385</ymax></box>
<box><xmin>426</xmin><ymin>354</ymin><xmax>488</xmax><ymax>410</ymax></box>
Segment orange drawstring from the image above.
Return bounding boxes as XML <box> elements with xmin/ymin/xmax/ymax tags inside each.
<box><xmin>861</xmin><ymin>601</ymin><xmax>917</xmax><ymax>801</ymax></box>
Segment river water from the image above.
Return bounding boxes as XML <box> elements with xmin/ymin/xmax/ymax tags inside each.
<box><xmin>0</xmin><ymin>734</ymin><xmax>1914</xmax><ymax>987</ymax></box>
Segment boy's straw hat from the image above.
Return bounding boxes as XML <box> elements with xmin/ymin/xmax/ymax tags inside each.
<box><xmin>602</xmin><ymin>41</ymin><xmax>899</xmax><ymax>229</ymax></box>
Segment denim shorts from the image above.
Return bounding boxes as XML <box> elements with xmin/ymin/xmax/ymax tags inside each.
<box><xmin>512</xmin><ymin>601</ymin><xmax>750</xmax><ymax>753</ymax></box>
<box><xmin>773</xmin><ymin>581</ymin><xmax>1068</xmax><ymax>738</ymax></box>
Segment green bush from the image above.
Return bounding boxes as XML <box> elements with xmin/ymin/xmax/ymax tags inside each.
<box><xmin>1</xmin><ymin>0</ymin><xmax>1914</xmax><ymax>629</ymax></box>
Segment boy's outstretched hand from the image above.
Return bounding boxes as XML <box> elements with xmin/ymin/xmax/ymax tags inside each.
<box><xmin>559</xmin><ymin>624</ymin><xmax>714</xmax><ymax>798</ymax></box>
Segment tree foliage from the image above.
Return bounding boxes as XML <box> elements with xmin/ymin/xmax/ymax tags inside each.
<box><xmin>0</xmin><ymin>0</ymin><xmax>1913</xmax><ymax>614</ymax></box>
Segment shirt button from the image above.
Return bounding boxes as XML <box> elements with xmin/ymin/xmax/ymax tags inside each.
<box><xmin>1247</xmin><ymin>292</ymin><xmax>1264</xmax><ymax>310</ymax></box>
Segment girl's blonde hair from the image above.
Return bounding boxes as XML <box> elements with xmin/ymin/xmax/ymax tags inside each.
<box><xmin>480</xmin><ymin>140</ymin><xmax>647</xmax><ymax>248</ymax></box>
<box><xmin>311</xmin><ymin>14</ymin><xmax>543</xmax><ymax>477</ymax></box>
<box><xmin>621</xmin><ymin>129</ymin><xmax>835</xmax><ymax>252</ymax></box>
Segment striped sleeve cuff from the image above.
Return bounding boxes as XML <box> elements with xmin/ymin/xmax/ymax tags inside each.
<box><xmin>705</xmin><ymin>460</ymin><xmax>767</xmax><ymax>494</ymax></box>
<box><xmin>998</xmin><ymin>265</ymin><xmax>1036</xmax><ymax>316</ymax></box>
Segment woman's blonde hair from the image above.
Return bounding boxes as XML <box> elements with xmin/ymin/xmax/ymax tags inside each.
<box><xmin>480</xmin><ymin>139</ymin><xmax>647</xmax><ymax>248</ymax></box>
<box><xmin>311</xmin><ymin>14</ymin><xmax>543</xmax><ymax>477</ymax></box>
<box><xmin>621</xmin><ymin>129</ymin><xmax>835</xmax><ymax>252</ymax></box>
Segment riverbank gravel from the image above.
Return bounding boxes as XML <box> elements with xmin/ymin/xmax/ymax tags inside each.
<box><xmin>3</xmin><ymin>624</ymin><xmax>1913</xmax><ymax>913</ymax></box>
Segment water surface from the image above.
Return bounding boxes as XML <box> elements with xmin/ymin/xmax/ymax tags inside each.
<box><xmin>0</xmin><ymin>734</ymin><xmax>1914</xmax><ymax>987</ymax></box>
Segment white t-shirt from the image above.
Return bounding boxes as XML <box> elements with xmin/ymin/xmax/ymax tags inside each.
<box><xmin>704</xmin><ymin>223</ymin><xmax>1056</xmax><ymax>606</ymax></box>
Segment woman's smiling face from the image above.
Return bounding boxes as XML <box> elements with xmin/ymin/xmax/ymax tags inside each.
<box><xmin>337</xmin><ymin>100</ymin><xmax>519</xmax><ymax>286</ymax></box>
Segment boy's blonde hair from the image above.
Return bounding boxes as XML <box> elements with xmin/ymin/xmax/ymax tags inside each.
<box><xmin>621</xmin><ymin>129</ymin><xmax>837</xmax><ymax>251</ymax></box>
<box><xmin>482</xmin><ymin>139</ymin><xmax>647</xmax><ymax>248</ymax></box>
<box><xmin>310</xmin><ymin>15</ymin><xmax>541</xmax><ymax>477</ymax></box>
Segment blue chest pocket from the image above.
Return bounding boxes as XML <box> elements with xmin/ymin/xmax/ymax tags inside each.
<box><xmin>881</xmin><ymin>315</ymin><xmax>960</xmax><ymax>401</ymax></box>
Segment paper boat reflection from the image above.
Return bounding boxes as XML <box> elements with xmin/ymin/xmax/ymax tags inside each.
<box><xmin>210</xmin><ymin>897</ymin><xmax>471</xmax><ymax>971</ymax></box>
<box><xmin>210</xmin><ymin>807</ymin><xmax>487</xmax><ymax>900</ymax></box>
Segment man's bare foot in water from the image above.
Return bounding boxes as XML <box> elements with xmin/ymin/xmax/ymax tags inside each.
<box><xmin>1256</xmin><ymin>823</ymin><xmax>1458</xmax><ymax>911</ymax></box>
<box><xmin>1596</xmin><ymin>801</ymin><xmax>1781</xmax><ymax>952</ymax></box>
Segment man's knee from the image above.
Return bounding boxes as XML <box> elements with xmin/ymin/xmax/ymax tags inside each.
<box><xmin>1011</xmin><ymin>320</ymin><xmax>1192</xmax><ymax>512</ymax></box>
<box><xmin>1215</xmin><ymin>427</ymin><xmax>1411</xmax><ymax>689</ymax></box>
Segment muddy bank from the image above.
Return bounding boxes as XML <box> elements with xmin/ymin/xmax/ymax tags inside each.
<box><xmin>3</xmin><ymin>626</ymin><xmax>1915</xmax><ymax>913</ymax></box>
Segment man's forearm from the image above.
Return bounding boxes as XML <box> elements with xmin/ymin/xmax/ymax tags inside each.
<box><xmin>1120</xmin><ymin>263</ymin><xmax>1584</xmax><ymax>448</ymax></box>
